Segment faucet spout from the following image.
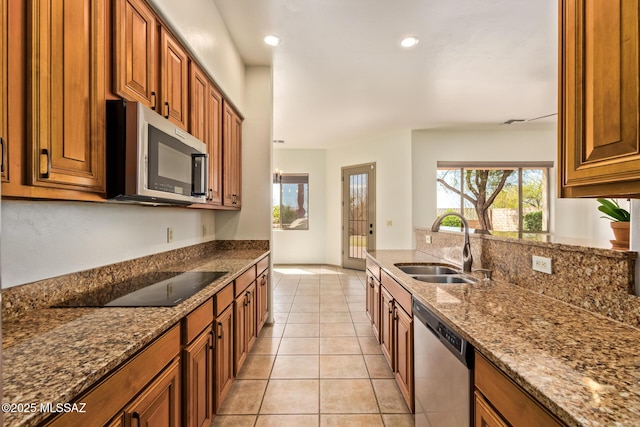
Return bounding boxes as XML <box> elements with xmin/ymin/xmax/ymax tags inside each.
<box><xmin>431</xmin><ymin>213</ymin><xmax>473</xmax><ymax>273</ymax></box>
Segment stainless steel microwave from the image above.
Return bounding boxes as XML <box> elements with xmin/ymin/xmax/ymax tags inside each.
<box><xmin>107</xmin><ymin>100</ymin><xmax>207</xmax><ymax>205</ymax></box>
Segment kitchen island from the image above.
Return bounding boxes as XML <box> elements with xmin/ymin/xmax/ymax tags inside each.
<box><xmin>368</xmin><ymin>249</ymin><xmax>640</xmax><ymax>427</ymax></box>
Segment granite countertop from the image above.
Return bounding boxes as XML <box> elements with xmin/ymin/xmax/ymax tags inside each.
<box><xmin>368</xmin><ymin>249</ymin><xmax>640</xmax><ymax>427</ymax></box>
<box><xmin>2</xmin><ymin>248</ymin><xmax>269</xmax><ymax>427</ymax></box>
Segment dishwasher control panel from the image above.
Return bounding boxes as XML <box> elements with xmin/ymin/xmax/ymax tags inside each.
<box><xmin>437</xmin><ymin>322</ymin><xmax>463</xmax><ymax>353</ymax></box>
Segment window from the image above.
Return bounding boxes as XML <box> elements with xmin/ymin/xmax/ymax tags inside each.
<box><xmin>436</xmin><ymin>162</ymin><xmax>551</xmax><ymax>237</ymax></box>
<box><xmin>273</xmin><ymin>173</ymin><xmax>309</xmax><ymax>230</ymax></box>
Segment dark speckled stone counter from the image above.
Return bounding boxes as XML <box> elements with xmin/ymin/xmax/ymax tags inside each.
<box><xmin>2</xmin><ymin>246</ymin><xmax>269</xmax><ymax>427</ymax></box>
<box><xmin>368</xmin><ymin>249</ymin><xmax>640</xmax><ymax>427</ymax></box>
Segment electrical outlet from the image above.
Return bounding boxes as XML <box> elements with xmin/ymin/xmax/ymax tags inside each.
<box><xmin>202</xmin><ymin>224</ymin><xmax>207</xmax><ymax>237</ymax></box>
<box><xmin>386</xmin><ymin>220</ymin><xmax>393</xmax><ymax>227</ymax></box>
<box><xmin>167</xmin><ymin>227</ymin><xmax>173</xmax><ymax>243</ymax></box>
<box><xmin>425</xmin><ymin>235</ymin><xmax>432</xmax><ymax>244</ymax></box>
<box><xmin>532</xmin><ymin>255</ymin><xmax>552</xmax><ymax>274</ymax></box>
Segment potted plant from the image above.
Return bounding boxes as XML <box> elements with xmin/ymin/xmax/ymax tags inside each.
<box><xmin>597</xmin><ymin>198</ymin><xmax>630</xmax><ymax>249</ymax></box>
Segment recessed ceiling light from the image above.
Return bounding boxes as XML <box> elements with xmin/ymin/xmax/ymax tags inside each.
<box><xmin>400</xmin><ymin>36</ymin><xmax>419</xmax><ymax>48</ymax></box>
<box><xmin>264</xmin><ymin>35</ymin><xmax>281</xmax><ymax>47</ymax></box>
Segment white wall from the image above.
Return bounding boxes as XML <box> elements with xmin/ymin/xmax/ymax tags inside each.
<box><xmin>1</xmin><ymin>201</ymin><xmax>215</xmax><ymax>288</ymax></box>
<box><xmin>325</xmin><ymin>130</ymin><xmax>414</xmax><ymax>266</ymax></box>
<box><xmin>216</xmin><ymin>66</ymin><xmax>273</xmax><ymax>240</ymax></box>
<box><xmin>272</xmin><ymin>149</ymin><xmax>327</xmax><ymax>264</ymax></box>
<box><xmin>411</xmin><ymin>124</ymin><xmax>612</xmax><ymax>242</ymax></box>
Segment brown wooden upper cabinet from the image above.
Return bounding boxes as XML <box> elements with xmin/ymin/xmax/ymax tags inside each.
<box><xmin>223</xmin><ymin>102</ymin><xmax>243</xmax><ymax>208</ymax></box>
<box><xmin>206</xmin><ymin>84</ymin><xmax>224</xmax><ymax>205</ymax></box>
<box><xmin>559</xmin><ymin>0</ymin><xmax>640</xmax><ymax>198</ymax></box>
<box><xmin>28</xmin><ymin>0</ymin><xmax>106</xmax><ymax>193</ymax></box>
<box><xmin>113</xmin><ymin>0</ymin><xmax>158</xmax><ymax>109</ymax></box>
<box><xmin>0</xmin><ymin>0</ymin><xmax>6</xmax><ymax>183</ymax></box>
<box><xmin>190</xmin><ymin>63</ymin><xmax>209</xmax><ymax>143</ymax></box>
<box><xmin>160</xmin><ymin>27</ymin><xmax>189</xmax><ymax>130</ymax></box>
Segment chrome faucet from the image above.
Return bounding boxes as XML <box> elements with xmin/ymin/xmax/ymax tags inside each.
<box><xmin>431</xmin><ymin>212</ymin><xmax>473</xmax><ymax>273</ymax></box>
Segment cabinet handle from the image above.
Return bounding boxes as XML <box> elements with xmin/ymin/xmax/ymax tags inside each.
<box><xmin>0</xmin><ymin>137</ymin><xmax>4</xmax><ymax>174</ymax></box>
<box><xmin>388</xmin><ymin>301</ymin><xmax>393</xmax><ymax>314</ymax></box>
<box><xmin>208</xmin><ymin>189</ymin><xmax>213</xmax><ymax>200</ymax></box>
<box><xmin>150</xmin><ymin>91</ymin><xmax>157</xmax><ymax>110</ymax></box>
<box><xmin>209</xmin><ymin>330</ymin><xmax>215</xmax><ymax>350</ymax></box>
<box><xmin>245</xmin><ymin>292</ymin><xmax>251</xmax><ymax>306</ymax></box>
<box><xmin>40</xmin><ymin>148</ymin><xmax>51</xmax><ymax>179</ymax></box>
<box><xmin>217</xmin><ymin>322</ymin><xmax>223</xmax><ymax>339</ymax></box>
<box><xmin>164</xmin><ymin>102</ymin><xmax>170</xmax><ymax>119</ymax></box>
<box><xmin>131</xmin><ymin>412</ymin><xmax>141</xmax><ymax>427</ymax></box>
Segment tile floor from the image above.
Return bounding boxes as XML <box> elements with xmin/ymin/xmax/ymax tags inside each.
<box><xmin>213</xmin><ymin>265</ymin><xmax>414</xmax><ymax>427</ymax></box>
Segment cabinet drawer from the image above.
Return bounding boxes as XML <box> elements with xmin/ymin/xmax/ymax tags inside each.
<box><xmin>182</xmin><ymin>299</ymin><xmax>213</xmax><ymax>344</ymax></box>
<box><xmin>215</xmin><ymin>283</ymin><xmax>234</xmax><ymax>316</ymax></box>
<box><xmin>234</xmin><ymin>266</ymin><xmax>256</xmax><ymax>297</ymax></box>
<box><xmin>475</xmin><ymin>352</ymin><xmax>562</xmax><ymax>427</ymax></box>
<box><xmin>257</xmin><ymin>255</ymin><xmax>269</xmax><ymax>276</ymax></box>
<box><xmin>381</xmin><ymin>270</ymin><xmax>411</xmax><ymax>315</ymax></box>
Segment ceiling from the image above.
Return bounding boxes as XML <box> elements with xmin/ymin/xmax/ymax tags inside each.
<box><xmin>213</xmin><ymin>0</ymin><xmax>558</xmax><ymax>149</ymax></box>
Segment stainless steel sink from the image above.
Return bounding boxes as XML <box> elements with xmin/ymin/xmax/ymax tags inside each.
<box><xmin>395</xmin><ymin>264</ymin><xmax>459</xmax><ymax>275</ymax></box>
<box><xmin>412</xmin><ymin>275</ymin><xmax>475</xmax><ymax>284</ymax></box>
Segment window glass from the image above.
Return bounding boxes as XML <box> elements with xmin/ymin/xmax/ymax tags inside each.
<box><xmin>273</xmin><ymin>174</ymin><xmax>309</xmax><ymax>230</ymax></box>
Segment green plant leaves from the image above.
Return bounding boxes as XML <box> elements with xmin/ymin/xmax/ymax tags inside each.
<box><xmin>597</xmin><ymin>198</ymin><xmax>631</xmax><ymax>222</ymax></box>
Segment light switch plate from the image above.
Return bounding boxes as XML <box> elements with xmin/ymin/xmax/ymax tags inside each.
<box><xmin>532</xmin><ymin>255</ymin><xmax>552</xmax><ymax>274</ymax></box>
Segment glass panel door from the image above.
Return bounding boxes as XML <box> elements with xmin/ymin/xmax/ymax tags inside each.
<box><xmin>342</xmin><ymin>163</ymin><xmax>376</xmax><ymax>270</ymax></box>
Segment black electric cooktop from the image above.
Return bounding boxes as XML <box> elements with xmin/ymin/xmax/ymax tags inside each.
<box><xmin>54</xmin><ymin>270</ymin><xmax>228</xmax><ymax>307</ymax></box>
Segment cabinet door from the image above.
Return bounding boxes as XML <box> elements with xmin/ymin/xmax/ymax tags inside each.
<box><xmin>474</xmin><ymin>392</ymin><xmax>508</xmax><ymax>427</ymax></box>
<box><xmin>366</xmin><ymin>271</ymin><xmax>374</xmax><ymax>322</ymax></box>
<box><xmin>206</xmin><ymin>83</ymin><xmax>223</xmax><ymax>205</ymax></box>
<box><xmin>380</xmin><ymin>286</ymin><xmax>394</xmax><ymax>367</ymax></box>
<box><xmin>214</xmin><ymin>305</ymin><xmax>234</xmax><ymax>413</ymax></box>
<box><xmin>29</xmin><ymin>0</ymin><xmax>105</xmax><ymax>192</ymax></box>
<box><xmin>189</xmin><ymin>63</ymin><xmax>208</xmax><ymax>142</ymax></box>
<box><xmin>183</xmin><ymin>328</ymin><xmax>213</xmax><ymax>427</ymax></box>
<box><xmin>0</xmin><ymin>0</ymin><xmax>6</xmax><ymax>183</ymax></box>
<box><xmin>222</xmin><ymin>102</ymin><xmax>242</xmax><ymax>207</ymax></box>
<box><xmin>372</xmin><ymin>277</ymin><xmax>380</xmax><ymax>342</ymax></box>
<box><xmin>246</xmin><ymin>282</ymin><xmax>257</xmax><ymax>352</ymax></box>
<box><xmin>233</xmin><ymin>293</ymin><xmax>248</xmax><ymax>375</ymax></box>
<box><xmin>559</xmin><ymin>0</ymin><xmax>640</xmax><ymax>197</ymax></box>
<box><xmin>113</xmin><ymin>0</ymin><xmax>157</xmax><ymax>108</ymax></box>
<box><xmin>394</xmin><ymin>305</ymin><xmax>413</xmax><ymax>412</ymax></box>
<box><xmin>159</xmin><ymin>27</ymin><xmax>189</xmax><ymax>130</ymax></box>
<box><xmin>257</xmin><ymin>269</ymin><xmax>269</xmax><ymax>332</ymax></box>
<box><xmin>124</xmin><ymin>358</ymin><xmax>181</xmax><ymax>427</ymax></box>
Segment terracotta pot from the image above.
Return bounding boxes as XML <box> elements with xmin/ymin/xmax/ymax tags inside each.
<box><xmin>610</xmin><ymin>221</ymin><xmax>630</xmax><ymax>250</ymax></box>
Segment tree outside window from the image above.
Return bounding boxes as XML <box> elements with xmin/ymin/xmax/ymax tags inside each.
<box><xmin>273</xmin><ymin>173</ymin><xmax>309</xmax><ymax>230</ymax></box>
<box><xmin>436</xmin><ymin>162</ymin><xmax>550</xmax><ymax>236</ymax></box>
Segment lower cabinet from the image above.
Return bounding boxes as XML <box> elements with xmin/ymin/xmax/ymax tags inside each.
<box><xmin>380</xmin><ymin>285</ymin><xmax>394</xmax><ymax>367</ymax></box>
<box><xmin>474</xmin><ymin>351</ymin><xmax>564</xmax><ymax>427</ymax></box>
<box><xmin>257</xmin><ymin>265</ymin><xmax>270</xmax><ymax>332</ymax></box>
<box><xmin>234</xmin><ymin>282</ymin><xmax>257</xmax><ymax>375</ymax></box>
<box><xmin>365</xmin><ymin>267</ymin><xmax>381</xmax><ymax>341</ymax></box>
<box><xmin>214</xmin><ymin>284</ymin><xmax>235</xmax><ymax>413</ymax></box>
<box><xmin>123</xmin><ymin>358</ymin><xmax>181</xmax><ymax>427</ymax></box>
<box><xmin>394</xmin><ymin>304</ymin><xmax>413</xmax><ymax>409</ymax></box>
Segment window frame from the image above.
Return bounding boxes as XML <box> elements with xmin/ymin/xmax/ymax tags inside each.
<box><xmin>272</xmin><ymin>173</ymin><xmax>309</xmax><ymax>231</ymax></box>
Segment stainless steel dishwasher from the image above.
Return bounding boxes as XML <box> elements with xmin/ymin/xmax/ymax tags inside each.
<box><xmin>413</xmin><ymin>298</ymin><xmax>474</xmax><ymax>427</ymax></box>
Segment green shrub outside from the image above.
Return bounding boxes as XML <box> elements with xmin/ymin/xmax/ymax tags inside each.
<box><xmin>524</xmin><ymin>211</ymin><xmax>542</xmax><ymax>231</ymax></box>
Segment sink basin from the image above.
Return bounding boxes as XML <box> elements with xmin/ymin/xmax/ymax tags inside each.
<box><xmin>412</xmin><ymin>275</ymin><xmax>474</xmax><ymax>284</ymax></box>
<box><xmin>395</xmin><ymin>264</ymin><xmax>459</xmax><ymax>275</ymax></box>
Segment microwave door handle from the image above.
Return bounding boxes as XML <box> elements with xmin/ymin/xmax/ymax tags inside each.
<box><xmin>191</xmin><ymin>153</ymin><xmax>207</xmax><ymax>197</ymax></box>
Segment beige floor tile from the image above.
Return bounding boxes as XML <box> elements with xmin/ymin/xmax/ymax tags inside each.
<box><xmin>273</xmin><ymin>312</ymin><xmax>289</xmax><ymax>323</ymax></box>
<box><xmin>371</xmin><ymin>379</ymin><xmax>410</xmax><ymax>413</ymax></box>
<box><xmin>320</xmin><ymin>379</ymin><xmax>379</xmax><ymax>413</ymax></box>
<box><xmin>287</xmin><ymin>312</ymin><xmax>320</xmax><ymax>324</ymax></box>
<box><xmin>236</xmin><ymin>355</ymin><xmax>276</xmax><ymax>379</ymax></box>
<box><xmin>279</xmin><ymin>337</ymin><xmax>320</xmax><ymax>354</ymax></box>
<box><xmin>256</xmin><ymin>414</ymin><xmax>320</xmax><ymax>427</ymax></box>
<box><xmin>212</xmin><ymin>415</ymin><xmax>258</xmax><ymax>426</ymax></box>
<box><xmin>296</xmin><ymin>287</ymin><xmax>321</xmax><ymax>295</ymax></box>
<box><xmin>274</xmin><ymin>303</ymin><xmax>292</xmax><ymax>313</ymax></box>
<box><xmin>271</xmin><ymin>355</ymin><xmax>320</xmax><ymax>378</ymax></box>
<box><xmin>320</xmin><ymin>355</ymin><xmax>368</xmax><ymax>378</ymax></box>
<box><xmin>320</xmin><ymin>414</ymin><xmax>383</xmax><ymax>426</ymax></box>
<box><xmin>320</xmin><ymin>303</ymin><xmax>350</xmax><ymax>312</ymax></box>
<box><xmin>260</xmin><ymin>380</ymin><xmax>320</xmax><ymax>414</ymax></box>
<box><xmin>353</xmin><ymin>323</ymin><xmax>375</xmax><ymax>337</ymax></box>
<box><xmin>251</xmin><ymin>337</ymin><xmax>281</xmax><ymax>355</ymax></box>
<box><xmin>350</xmin><ymin>311</ymin><xmax>370</xmax><ymax>323</ymax></box>
<box><xmin>364</xmin><ymin>355</ymin><xmax>394</xmax><ymax>378</ymax></box>
<box><xmin>320</xmin><ymin>323</ymin><xmax>356</xmax><ymax>337</ymax></box>
<box><xmin>345</xmin><ymin>295</ymin><xmax>366</xmax><ymax>303</ymax></box>
<box><xmin>283</xmin><ymin>323</ymin><xmax>320</xmax><ymax>337</ymax></box>
<box><xmin>217</xmin><ymin>380</ymin><xmax>268</xmax><ymax>414</ymax></box>
<box><xmin>291</xmin><ymin>303</ymin><xmax>321</xmax><ymax>313</ymax></box>
<box><xmin>319</xmin><ymin>337</ymin><xmax>362</xmax><ymax>354</ymax></box>
<box><xmin>319</xmin><ymin>312</ymin><xmax>352</xmax><ymax>324</ymax></box>
<box><xmin>259</xmin><ymin>324</ymin><xmax>285</xmax><ymax>338</ymax></box>
<box><xmin>381</xmin><ymin>414</ymin><xmax>414</xmax><ymax>426</ymax></box>
<box><xmin>320</xmin><ymin>295</ymin><xmax>346</xmax><ymax>303</ymax></box>
<box><xmin>294</xmin><ymin>295</ymin><xmax>321</xmax><ymax>304</ymax></box>
<box><xmin>273</xmin><ymin>294</ymin><xmax>294</xmax><ymax>304</ymax></box>
<box><xmin>358</xmin><ymin>336</ymin><xmax>383</xmax><ymax>354</ymax></box>
<box><xmin>319</xmin><ymin>288</ymin><xmax>344</xmax><ymax>296</ymax></box>
<box><xmin>348</xmin><ymin>302</ymin><xmax>366</xmax><ymax>312</ymax></box>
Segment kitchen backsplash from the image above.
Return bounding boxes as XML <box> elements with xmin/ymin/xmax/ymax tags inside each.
<box><xmin>414</xmin><ymin>227</ymin><xmax>640</xmax><ymax>328</ymax></box>
<box><xmin>1</xmin><ymin>240</ymin><xmax>269</xmax><ymax>320</ymax></box>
